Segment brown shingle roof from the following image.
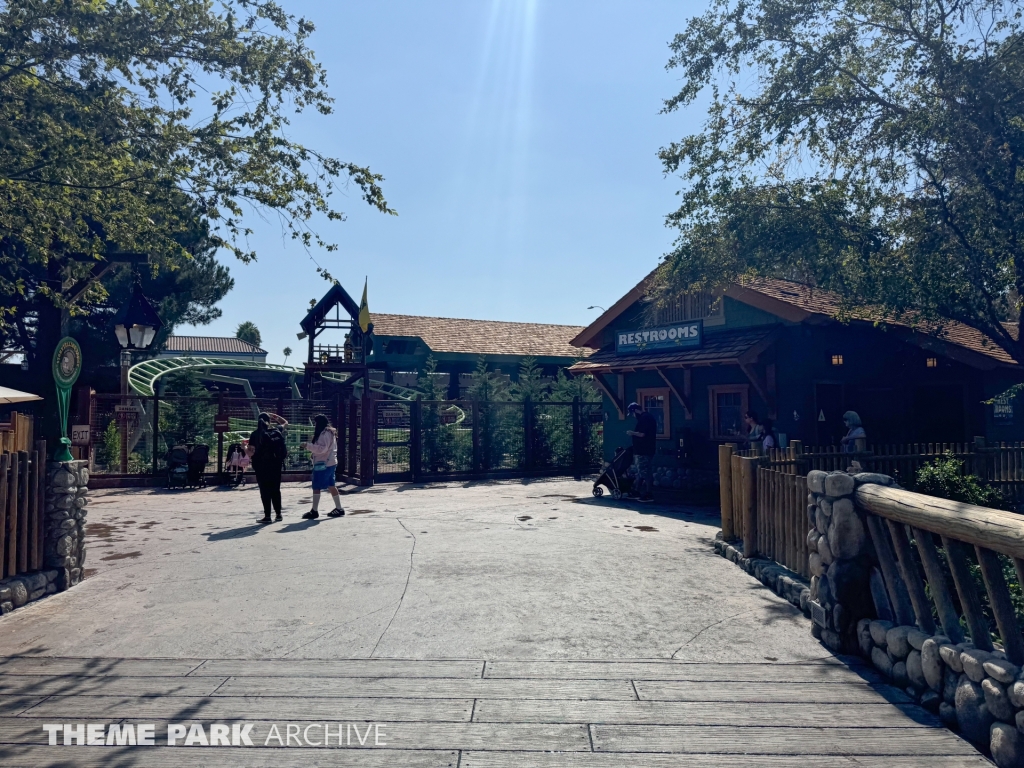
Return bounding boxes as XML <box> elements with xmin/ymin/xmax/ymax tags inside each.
<box><xmin>371</xmin><ymin>314</ymin><xmax>586</xmax><ymax>358</ymax></box>
<box><xmin>730</xmin><ymin>277</ymin><xmax>1019</xmax><ymax>367</ymax></box>
<box><xmin>164</xmin><ymin>336</ymin><xmax>266</xmax><ymax>355</ymax></box>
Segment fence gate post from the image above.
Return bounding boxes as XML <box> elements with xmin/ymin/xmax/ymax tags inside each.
<box><xmin>572</xmin><ymin>397</ymin><xmax>582</xmax><ymax>481</ymax></box>
<box><xmin>471</xmin><ymin>400</ymin><xmax>481</xmax><ymax>474</ymax></box>
<box><xmin>719</xmin><ymin>444</ymin><xmax>735</xmax><ymax>540</ymax></box>
<box><xmin>523</xmin><ymin>397</ymin><xmax>533</xmax><ymax>471</ymax></box>
<box><xmin>360</xmin><ymin>394</ymin><xmax>374</xmax><ymax>486</ymax></box>
<box><xmin>152</xmin><ymin>395</ymin><xmax>160</xmax><ymax>476</ymax></box>
<box><xmin>410</xmin><ymin>397</ymin><xmax>422</xmax><ymax>482</ymax></box>
<box><xmin>740</xmin><ymin>456</ymin><xmax>758</xmax><ymax>558</ymax></box>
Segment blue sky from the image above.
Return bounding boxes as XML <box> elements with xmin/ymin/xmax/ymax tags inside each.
<box><xmin>180</xmin><ymin>0</ymin><xmax>707</xmax><ymax>363</ymax></box>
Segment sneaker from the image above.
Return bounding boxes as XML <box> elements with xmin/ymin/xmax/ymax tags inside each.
<box><xmin>275</xmin><ymin>512</ymin><xmax>283</xmax><ymax>522</ymax></box>
<box><xmin>302</xmin><ymin>510</ymin><xmax>319</xmax><ymax>520</ymax></box>
<box><xmin>258</xmin><ymin>515</ymin><xmax>272</xmax><ymax>524</ymax></box>
<box><xmin>328</xmin><ymin>509</ymin><xmax>345</xmax><ymax>517</ymax></box>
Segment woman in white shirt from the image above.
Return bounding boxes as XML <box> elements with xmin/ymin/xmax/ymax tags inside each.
<box><xmin>300</xmin><ymin>414</ymin><xmax>345</xmax><ymax>519</ymax></box>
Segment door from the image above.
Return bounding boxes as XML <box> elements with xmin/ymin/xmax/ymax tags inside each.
<box><xmin>815</xmin><ymin>383</ymin><xmax>845</xmax><ymax>446</ymax></box>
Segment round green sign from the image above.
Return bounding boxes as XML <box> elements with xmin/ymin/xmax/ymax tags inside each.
<box><xmin>52</xmin><ymin>337</ymin><xmax>82</xmax><ymax>388</ymax></box>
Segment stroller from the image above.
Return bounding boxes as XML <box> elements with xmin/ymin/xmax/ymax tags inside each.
<box><xmin>166</xmin><ymin>444</ymin><xmax>209</xmax><ymax>489</ymax></box>
<box><xmin>224</xmin><ymin>441</ymin><xmax>249</xmax><ymax>486</ymax></box>
<box><xmin>592</xmin><ymin>446</ymin><xmax>634</xmax><ymax>500</ymax></box>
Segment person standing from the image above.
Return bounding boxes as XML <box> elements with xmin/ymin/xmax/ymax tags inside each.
<box><xmin>744</xmin><ymin>410</ymin><xmax>765</xmax><ymax>449</ymax></box>
<box><xmin>247</xmin><ymin>411</ymin><xmax>289</xmax><ymax>523</ymax></box>
<box><xmin>626</xmin><ymin>402</ymin><xmax>657</xmax><ymax>502</ymax></box>
<box><xmin>840</xmin><ymin>411</ymin><xmax>866</xmax><ymax>453</ymax></box>
<box><xmin>301</xmin><ymin>414</ymin><xmax>345</xmax><ymax>519</ymax></box>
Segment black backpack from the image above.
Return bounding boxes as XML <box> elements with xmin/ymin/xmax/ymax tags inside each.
<box><xmin>263</xmin><ymin>427</ymin><xmax>288</xmax><ymax>465</ymax></box>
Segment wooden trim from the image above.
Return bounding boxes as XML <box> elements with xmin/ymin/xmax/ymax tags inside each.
<box><xmin>655</xmin><ymin>368</ymin><xmax>692</xmax><ymax>420</ymax></box>
<box><xmin>708</xmin><ymin>384</ymin><xmax>749</xmax><ymax>441</ymax></box>
<box><xmin>738</xmin><ymin>361</ymin><xmax>773</xmax><ymax>417</ymax></box>
<box><xmin>591</xmin><ymin>374</ymin><xmax>625</xmax><ymax>419</ymax></box>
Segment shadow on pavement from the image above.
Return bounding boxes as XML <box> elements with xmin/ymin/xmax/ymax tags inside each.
<box><xmin>204</xmin><ymin>524</ymin><xmax>266</xmax><ymax>541</ymax></box>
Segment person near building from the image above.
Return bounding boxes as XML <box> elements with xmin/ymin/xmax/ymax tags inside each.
<box><xmin>744</xmin><ymin>410</ymin><xmax>765</xmax><ymax>448</ymax></box>
<box><xmin>247</xmin><ymin>411</ymin><xmax>289</xmax><ymax>523</ymax></box>
<box><xmin>300</xmin><ymin>414</ymin><xmax>345</xmax><ymax>519</ymax></box>
<box><xmin>626</xmin><ymin>402</ymin><xmax>657</xmax><ymax>501</ymax></box>
<box><xmin>761</xmin><ymin>418</ymin><xmax>778</xmax><ymax>451</ymax></box>
<box><xmin>840</xmin><ymin>411</ymin><xmax>867</xmax><ymax>453</ymax></box>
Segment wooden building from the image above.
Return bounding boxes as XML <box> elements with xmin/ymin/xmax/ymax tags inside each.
<box><xmin>570</xmin><ymin>275</ymin><xmax>1024</xmax><ymax>468</ymax></box>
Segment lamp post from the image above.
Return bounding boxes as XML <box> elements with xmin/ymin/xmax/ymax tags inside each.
<box><xmin>113</xmin><ymin>272</ymin><xmax>163</xmax><ymax>472</ymax></box>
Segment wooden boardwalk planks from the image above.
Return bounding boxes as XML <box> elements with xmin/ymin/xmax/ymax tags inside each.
<box><xmin>0</xmin><ymin>655</ymin><xmax>982</xmax><ymax>766</ymax></box>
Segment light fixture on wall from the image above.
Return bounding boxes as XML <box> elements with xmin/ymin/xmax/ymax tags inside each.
<box><xmin>831</xmin><ymin>354</ymin><xmax>844</xmax><ymax>366</ymax></box>
<box><xmin>926</xmin><ymin>357</ymin><xmax>938</xmax><ymax>368</ymax></box>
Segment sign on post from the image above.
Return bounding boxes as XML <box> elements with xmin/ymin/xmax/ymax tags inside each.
<box><xmin>71</xmin><ymin>425</ymin><xmax>90</xmax><ymax>446</ymax></box>
<box><xmin>214</xmin><ymin>415</ymin><xmax>230</xmax><ymax>433</ymax></box>
<box><xmin>615</xmin><ymin>320</ymin><xmax>703</xmax><ymax>355</ymax></box>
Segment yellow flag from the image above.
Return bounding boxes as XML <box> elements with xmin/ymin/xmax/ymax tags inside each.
<box><xmin>358</xmin><ymin>278</ymin><xmax>371</xmax><ymax>332</ymax></box>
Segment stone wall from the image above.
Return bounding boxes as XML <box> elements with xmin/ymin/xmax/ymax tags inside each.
<box><xmin>810</xmin><ymin>468</ymin><xmax>1024</xmax><ymax>767</ymax></box>
<box><xmin>859</xmin><ymin>621</ymin><xmax>1024</xmax><ymax>767</ymax></box>
<box><xmin>0</xmin><ymin>459</ymin><xmax>88</xmax><ymax>616</ymax></box>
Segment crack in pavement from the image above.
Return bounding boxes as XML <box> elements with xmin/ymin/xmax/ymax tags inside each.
<box><xmin>369</xmin><ymin>519</ymin><xmax>417</xmax><ymax>658</ymax></box>
<box><xmin>669</xmin><ymin>609</ymin><xmax>751</xmax><ymax>659</ymax></box>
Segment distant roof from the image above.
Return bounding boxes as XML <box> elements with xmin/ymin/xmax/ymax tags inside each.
<box><xmin>572</xmin><ymin>271</ymin><xmax>1020</xmax><ymax>369</ymax></box>
<box><xmin>371</xmin><ymin>314</ymin><xmax>587</xmax><ymax>359</ymax></box>
<box><xmin>164</xmin><ymin>336</ymin><xmax>266</xmax><ymax>355</ymax></box>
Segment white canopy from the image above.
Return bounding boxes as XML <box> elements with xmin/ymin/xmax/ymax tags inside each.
<box><xmin>0</xmin><ymin>386</ymin><xmax>42</xmax><ymax>405</ymax></box>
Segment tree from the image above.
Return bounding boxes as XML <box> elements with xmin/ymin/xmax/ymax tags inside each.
<box><xmin>162</xmin><ymin>367</ymin><xmax>214</xmax><ymax>447</ymax></box>
<box><xmin>0</xmin><ymin>0</ymin><xmax>394</xmax><ymax>393</ymax></box>
<box><xmin>235</xmin><ymin>322</ymin><xmax>262</xmax><ymax>348</ymax></box>
<box><xmin>283</xmin><ymin>346</ymin><xmax>292</xmax><ymax>365</ymax></box>
<box><xmin>657</xmin><ymin>0</ymin><xmax>1024</xmax><ymax>363</ymax></box>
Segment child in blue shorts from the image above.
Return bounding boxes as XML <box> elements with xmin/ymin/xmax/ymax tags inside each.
<box><xmin>300</xmin><ymin>414</ymin><xmax>345</xmax><ymax>519</ymax></box>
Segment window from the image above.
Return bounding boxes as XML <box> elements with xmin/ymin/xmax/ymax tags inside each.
<box><xmin>709</xmin><ymin>385</ymin><xmax>749</xmax><ymax>440</ymax></box>
<box><xmin>635</xmin><ymin>388</ymin><xmax>670</xmax><ymax>438</ymax></box>
<box><xmin>926</xmin><ymin>357</ymin><xmax>938</xmax><ymax>368</ymax></box>
<box><xmin>831</xmin><ymin>354</ymin><xmax>844</xmax><ymax>366</ymax></box>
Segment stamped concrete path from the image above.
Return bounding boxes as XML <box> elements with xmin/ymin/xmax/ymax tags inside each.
<box><xmin>0</xmin><ymin>478</ymin><xmax>988</xmax><ymax>766</ymax></box>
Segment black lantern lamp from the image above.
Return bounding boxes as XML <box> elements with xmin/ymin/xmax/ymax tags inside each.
<box><xmin>114</xmin><ymin>272</ymin><xmax>163</xmax><ymax>350</ymax></box>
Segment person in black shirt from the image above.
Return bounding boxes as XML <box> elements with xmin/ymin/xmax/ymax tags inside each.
<box><xmin>246</xmin><ymin>412</ymin><xmax>289</xmax><ymax>523</ymax></box>
<box><xmin>626</xmin><ymin>402</ymin><xmax>657</xmax><ymax>501</ymax></box>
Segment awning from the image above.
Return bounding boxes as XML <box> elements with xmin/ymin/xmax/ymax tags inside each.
<box><xmin>568</xmin><ymin>325</ymin><xmax>780</xmax><ymax>374</ymax></box>
<box><xmin>0</xmin><ymin>387</ymin><xmax>43</xmax><ymax>405</ymax></box>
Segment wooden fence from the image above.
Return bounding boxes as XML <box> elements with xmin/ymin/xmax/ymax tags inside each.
<box><xmin>0</xmin><ymin>443</ymin><xmax>46</xmax><ymax>578</ymax></box>
<box><xmin>0</xmin><ymin>412</ymin><xmax>33</xmax><ymax>454</ymax></box>
<box><xmin>857</xmin><ymin>484</ymin><xmax>1024</xmax><ymax>663</ymax></box>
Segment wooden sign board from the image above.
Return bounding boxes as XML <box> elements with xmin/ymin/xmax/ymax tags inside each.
<box><xmin>71</xmin><ymin>425</ymin><xmax>90</xmax><ymax>445</ymax></box>
<box><xmin>214</xmin><ymin>415</ymin><xmax>230</xmax><ymax>433</ymax></box>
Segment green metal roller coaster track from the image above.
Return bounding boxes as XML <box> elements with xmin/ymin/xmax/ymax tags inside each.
<box><xmin>127</xmin><ymin>357</ymin><xmax>465</xmax><ymax>422</ymax></box>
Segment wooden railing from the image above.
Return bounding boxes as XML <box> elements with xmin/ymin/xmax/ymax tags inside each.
<box><xmin>856</xmin><ymin>484</ymin><xmax>1024</xmax><ymax>662</ymax></box>
<box><xmin>0</xmin><ymin>443</ymin><xmax>46</xmax><ymax>578</ymax></box>
<box><xmin>0</xmin><ymin>412</ymin><xmax>34</xmax><ymax>454</ymax></box>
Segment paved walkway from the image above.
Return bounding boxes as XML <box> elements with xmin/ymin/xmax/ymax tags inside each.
<box><xmin>0</xmin><ymin>479</ymin><xmax>988</xmax><ymax>765</ymax></box>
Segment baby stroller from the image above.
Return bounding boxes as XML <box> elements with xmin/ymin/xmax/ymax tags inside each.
<box><xmin>224</xmin><ymin>441</ymin><xmax>249</xmax><ymax>486</ymax></box>
<box><xmin>593</xmin><ymin>446</ymin><xmax>634</xmax><ymax>500</ymax></box>
<box><xmin>166</xmin><ymin>446</ymin><xmax>189</xmax><ymax>489</ymax></box>
<box><xmin>187</xmin><ymin>444</ymin><xmax>209</xmax><ymax>488</ymax></box>
<box><xmin>165</xmin><ymin>444</ymin><xmax>209</xmax><ymax>489</ymax></box>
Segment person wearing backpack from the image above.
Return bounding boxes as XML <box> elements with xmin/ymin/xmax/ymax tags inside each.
<box><xmin>300</xmin><ymin>414</ymin><xmax>344</xmax><ymax>519</ymax></box>
<box><xmin>247</xmin><ymin>412</ymin><xmax>289</xmax><ymax>523</ymax></box>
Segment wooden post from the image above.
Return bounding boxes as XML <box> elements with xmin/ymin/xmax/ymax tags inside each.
<box><xmin>886</xmin><ymin>520</ymin><xmax>936</xmax><ymax>634</ymax></box>
<box><xmin>471</xmin><ymin>400</ymin><xmax>481</xmax><ymax>474</ymax></box>
<box><xmin>865</xmin><ymin>514</ymin><xmax>916</xmax><ymax>626</ymax></box>
<box><xmin>913</xmin><ymin>527</ymin><xmax>965</xmax><ymax>643</ymax></box>
<box><xmin>152</xmin><ymin>395</ymin><xmax>160</xmax><ymax>475</ymax></box>
<box><xmin>943</xmin><ymin>537</ymin><xmax>994</xmax><ymax>651</ymax></box>
<box><xmin>719</xmin><ymin>444</ymin><xmax>735</xmax><ymax>540</ymax></box>
<box><xmin>348</xmin><ymin>399</ymin><xmax>358</xmax><ymax>479</ymax></box>
<box><xmin>523</xmin><ymin>397</ymin><xmax>533</xmax><ymax>471</ymax></box>
<box><xmin>35</xmin><ymin>440</ymin><xmax>45</xmax><ymax>570</ymax></box>
<box><xmin>731</xmin><ymin>454</ymin><xmax>743</xmax><ymax>541</ymax></box>
<box><xmin>6</xmin><ymin>451</ymin><xmax>19</xmax><ymax>577</ymax></box>
<box><xmin>977</xmin><ymin>546</ymin><xmax>1024</xmax><ymax>664</ymax></box>
<box><xmin>741</xmin><ymin>456</ymin><xmax>758</xmax><ymax>557</ymax></box>
<box><xmin>0</xmin><ymin>454</ymin><xmax>7</xmax><ymax>578</ymax></box>
<box><xmin>27</xmin><ymin>449</ymin><xmax>38</xmax><ymax>570</ymax></box>
<box><xmin>17</xmin><ymin>450</ymin><xmax>28</xmax><ymax>574</ymax></box>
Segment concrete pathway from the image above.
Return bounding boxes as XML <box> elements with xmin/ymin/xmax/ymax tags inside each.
<box><xmin>0</xmin><ymin>479</ymin><xmax>988</xmax><ymax>765</ymax></box>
